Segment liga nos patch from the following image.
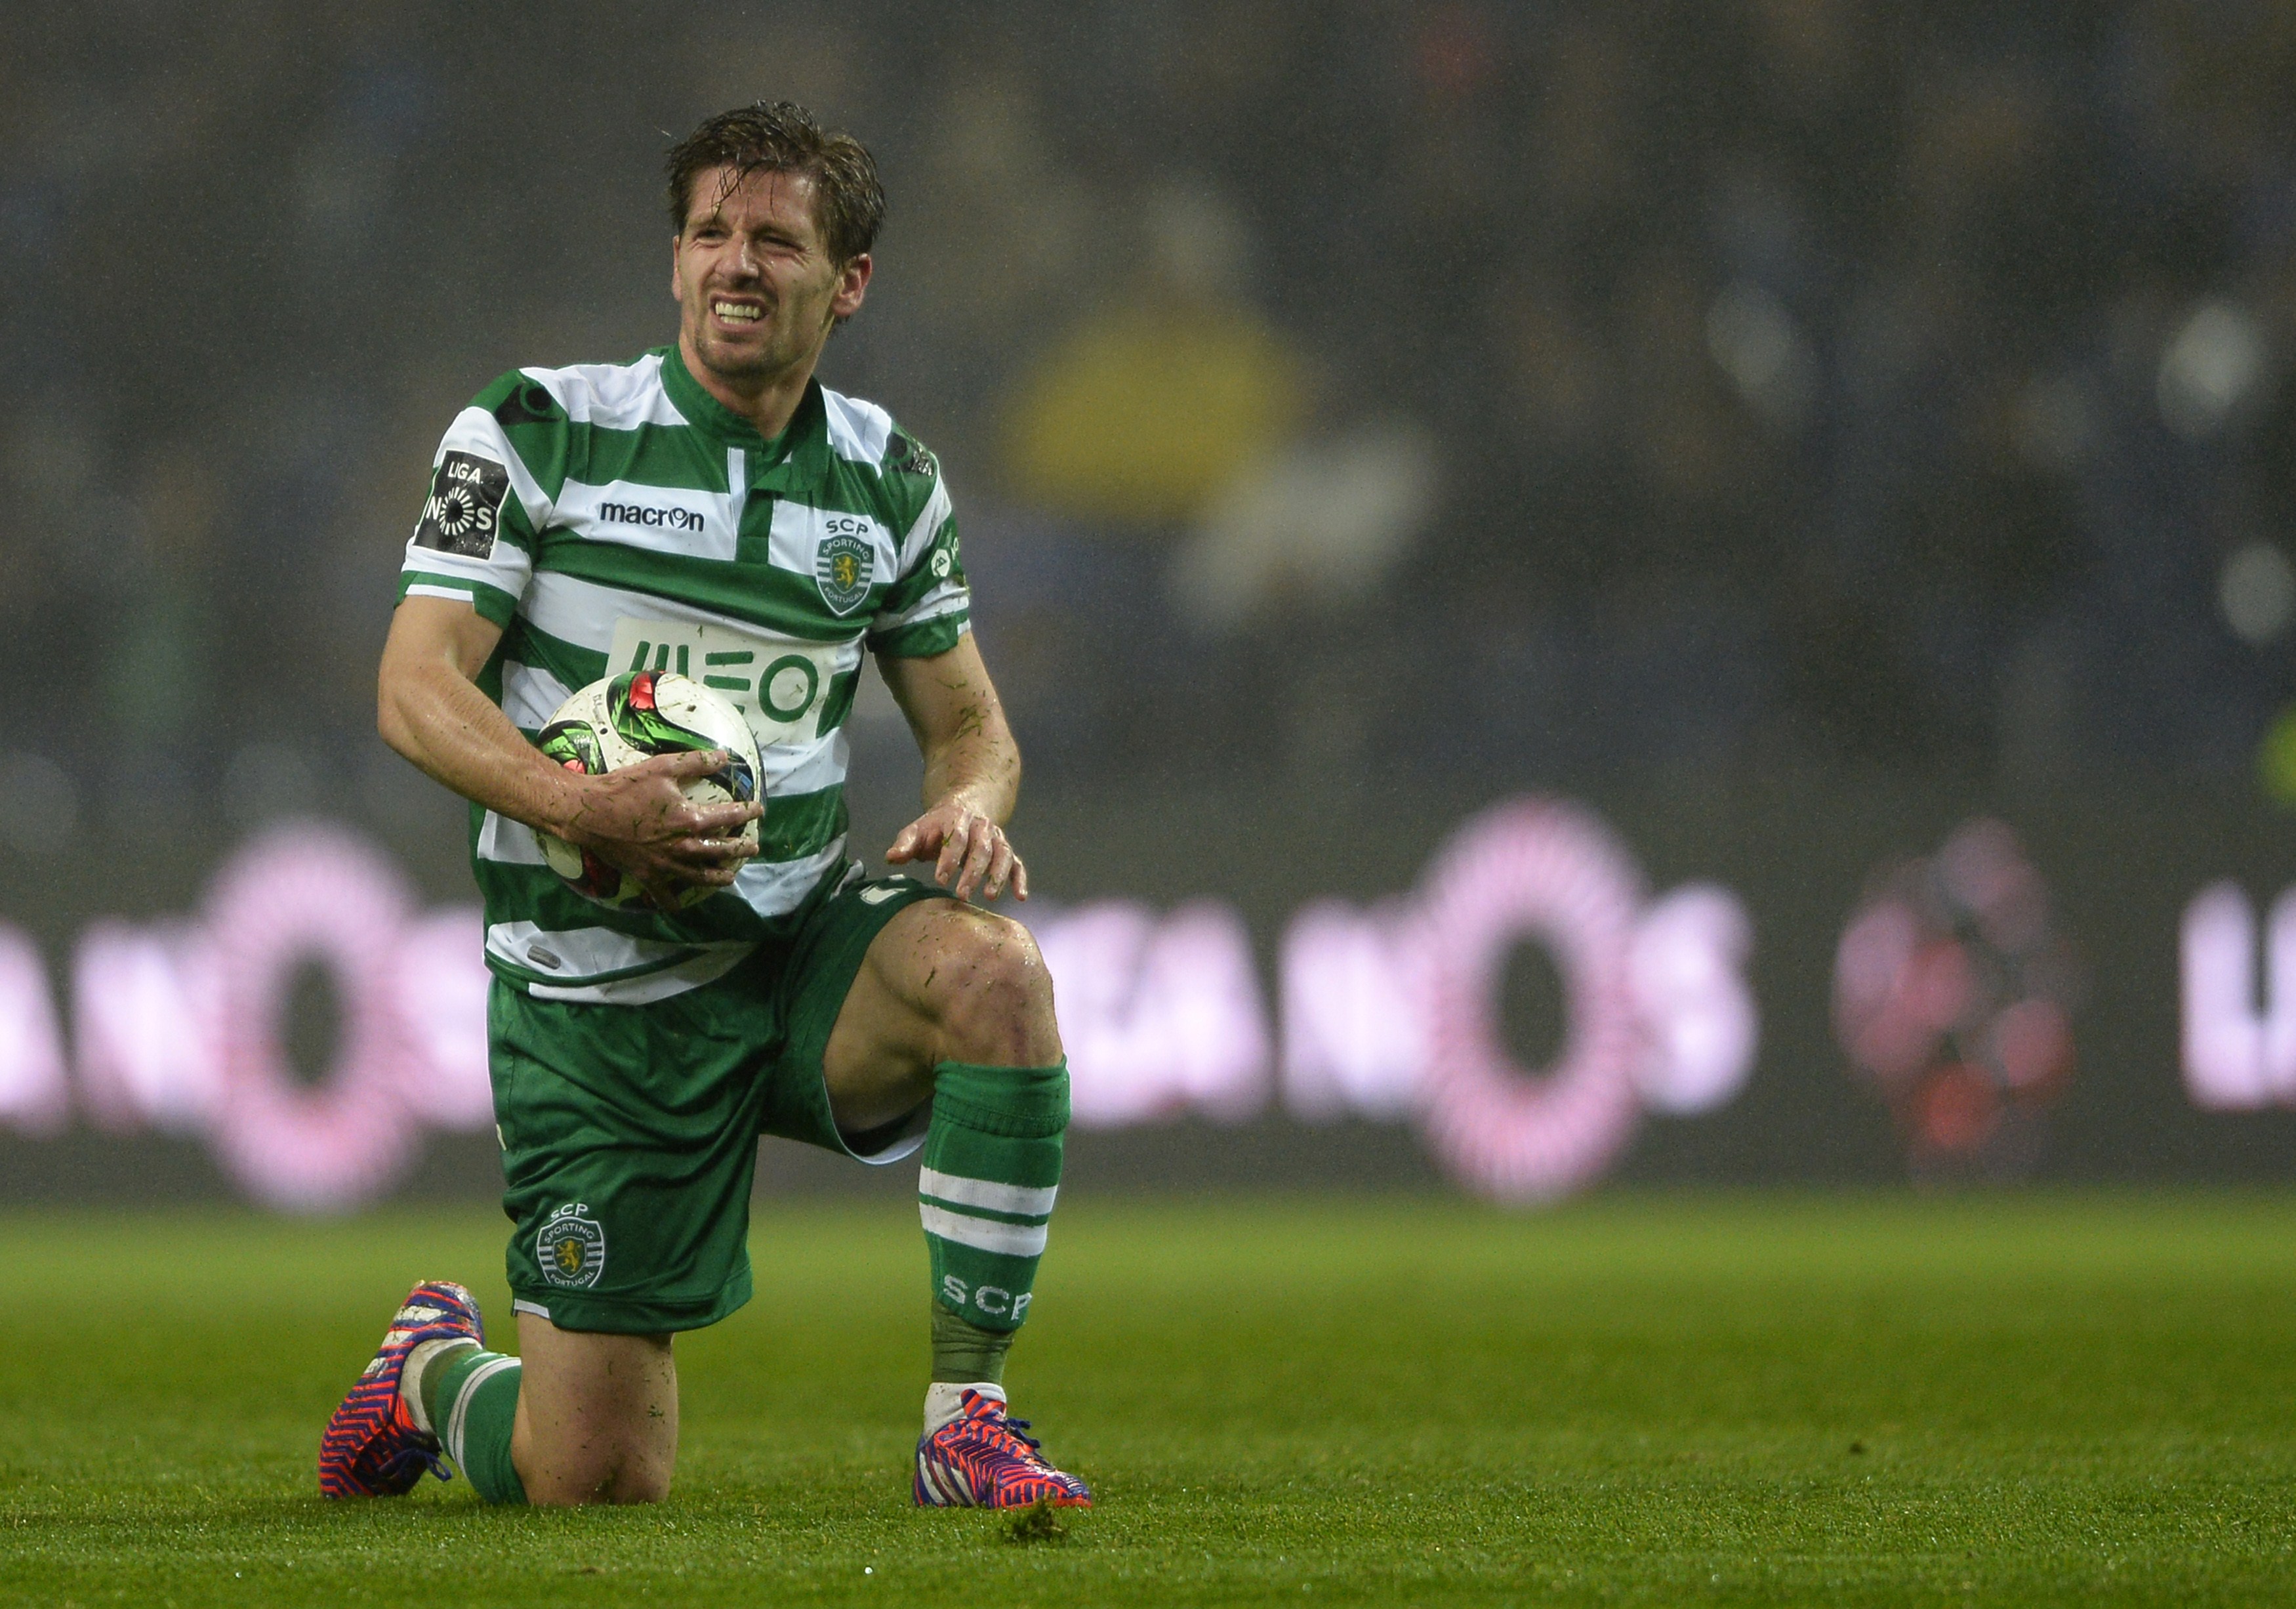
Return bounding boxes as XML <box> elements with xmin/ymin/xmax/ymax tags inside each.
<box><xmin>414</xmin><ymin>451</ymin><xmax>511</xmax><ymax>558</ymax></box>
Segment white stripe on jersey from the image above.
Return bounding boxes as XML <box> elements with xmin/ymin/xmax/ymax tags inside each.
<box><xmin>764</xmin><ymin>497</ymin><xmax>896</xmax><ymax>583</ymax></box>
<box><xmin>822</xmin><ymin>387</ymin><xmax>893</xmax><ymax>465</ymax></box>
<box><xmin>765</xmin><ymin>727</ymin><xmax>850</xmax><ymax>796</ymax></box>
<box><xmin>729</xmin><ymin>837</ymin><xmax>851</xmax><ymax>919</ymax></box>
<box><xmin>522</xmin><ymin>354</ymin><xmax>687</xmax><ymax>431</ymax></box>
<box><xmin>499</xmin><ymin>660</ymin><xmax>575</xmax><ymax>732</ymax></box>
<box><xmin>895</xmin><ymin>478</ymin><xmax>954</xmax><ymax>574</ymax></box>
<box><xmin>477</xmin><ymin>809</ymin><xmax>548</xmax><ymax>867</ymax></box>
<box><xmin>874</xmin><ymin>582</ymin><xmax>970</xmax><ymax>635</ymax></box>
<box><xmin>526</xmin><ymin>950</ymin><xmax>751</xmax><ymax>1005</ymax></box>
<box><xmin>484</xmin><ymin>920</ymin><xmax>751</xmax><ymax>988</ymax></box>
<box><xmin>554</xmin><ymin>476</ymin><xmax>740</xmax><ymax>564</ymax></box>
<box><xmin>524</xmin><ymin>568</ymin><xmax>861</xmax><ymax>659</ymax></box>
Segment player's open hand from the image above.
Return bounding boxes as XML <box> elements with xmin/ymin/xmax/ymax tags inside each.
<box><xmin>558</xmin><ymin>748</ymin><xmax>762</xmax><ymax>908</ymax></box>
<box><xmin>887</xmin><ymin>795</ymin><xmax>1027</xmax><ymax>902</ymax></box>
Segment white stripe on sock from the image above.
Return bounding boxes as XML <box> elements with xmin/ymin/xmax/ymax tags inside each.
<box><xmin>918</xmin><ymin>1202</ymin><xmax>1048</xmax><ymax>1257</ymax></box>
<box><xmin>443</xmin><ymin>1355</ymin><xmax>520</xmax><ymax>1472</ymax></box>
<box><xmin>918</xmin><ymin>1167</ymin><xmax>1057</xmax><ymax>1219</ymax></box>
<box><xmin>400</xmin><ymin>1338</ymin><xmax>478</xmax><ymax>1436</ymax></box>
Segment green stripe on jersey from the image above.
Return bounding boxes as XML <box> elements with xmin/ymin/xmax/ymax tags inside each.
<box><xmin>539</xmin><ymin>539</ymin><xmax>859</xmax><ymax>641</ymax></box>
<box><xmin>405</xmin><ymin>346</ymin><xmax>970</xmax><ymax>997</ymax></box>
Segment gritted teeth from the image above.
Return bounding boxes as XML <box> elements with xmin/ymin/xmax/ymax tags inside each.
<box><xmin>713</xmin><ymin>300</ymin><xmax>762</xmax><ymax>322</ymax></box>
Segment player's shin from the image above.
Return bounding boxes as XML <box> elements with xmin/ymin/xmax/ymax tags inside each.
<box><xmin>917</xmin><ymin>1060</ymin><xmax>1067</xmax><ymax>1429</ymax></box>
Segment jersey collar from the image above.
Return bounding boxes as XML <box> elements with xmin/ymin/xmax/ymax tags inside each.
<box><xmin>658</xmin><ymin>344</ymin><xmax>830</xmax><ymax>487</ymax></box>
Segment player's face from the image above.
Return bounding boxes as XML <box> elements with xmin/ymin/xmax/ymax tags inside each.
<box><xmin>671</xmin><ymin>165</ymin><xmax>871</xmax><ymax>390</ymax></box>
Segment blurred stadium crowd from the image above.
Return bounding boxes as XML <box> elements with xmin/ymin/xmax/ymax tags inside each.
<box><xmin>2</xmin><ymin>1</ymin><xmax>2293</xmax><ymax>850</ymax></box>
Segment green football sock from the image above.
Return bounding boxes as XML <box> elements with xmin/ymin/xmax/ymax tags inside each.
<box><xmin>431</xmin><ymin>1347</ymin><xmax>527</xmax><ymax>1505</ymax></box>
<box><xmin>931</xmin><ymin>1301</ymin><xmax>1014</xmax><ymax>1385</ymax></box>
<box><xmin>918</xmin><ymin>1060</ymin><xmax>1067</xmax><ymax>1345</ymax></box>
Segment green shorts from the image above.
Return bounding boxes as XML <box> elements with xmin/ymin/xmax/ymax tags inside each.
<box><xmin>486</xmin><ymin>871</ymin><xmax>949</xmax><ymax>1334</ymax></box>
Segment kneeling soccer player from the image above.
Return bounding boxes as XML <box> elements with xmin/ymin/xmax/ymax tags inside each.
<box><xmin>318</xmin><ymin>102</ymin><xmax>1086</xmax><ymax>1509</ymax></box>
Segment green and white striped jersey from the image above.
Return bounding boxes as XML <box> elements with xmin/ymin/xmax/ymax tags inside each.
<box><xmin>397</xmin><ymin>345</ymin><xmax>968</xmax><ymax>1004</ymax></box>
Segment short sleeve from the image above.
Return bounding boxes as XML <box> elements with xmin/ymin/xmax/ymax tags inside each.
<box><xmin>396</xmin><ymin>371</ymin><xmax>565</xmax><ymax>627</ymax></box>
<box><xmin>866</xmin><ymin>444</ymin><xmax>969</xmax><ymax>658</ymax></box>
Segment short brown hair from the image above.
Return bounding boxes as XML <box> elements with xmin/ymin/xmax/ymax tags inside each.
<box><xmin>664</xmin><ymin>101</ymin><xmax>885</xmax><ymax>266</ymax></box>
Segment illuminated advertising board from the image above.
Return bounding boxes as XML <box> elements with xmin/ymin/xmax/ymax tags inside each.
<box><xmin>0</xmin><ymin>798</ymin><xmax>1759</xmax><ymax>1211</ymax></box>
<box><xmin>14</xmin><ymin>785</ymin><xmax>2285</xmax><ymax>1207</ymax></box>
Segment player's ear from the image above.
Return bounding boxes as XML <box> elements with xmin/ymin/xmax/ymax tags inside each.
<box><xmin>831</xmin><ymin>253</ymin><xmax>872</xmax><ymax>320</ymax></box>
<box><xmin>670</xmin><ymin>233</ymin><xmax>682</xmax><ymax>301</ymax></box>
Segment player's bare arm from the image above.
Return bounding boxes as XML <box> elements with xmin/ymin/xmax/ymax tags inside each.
<box><xmin>880</xmin><ymin>635</ymin><xmax>1029</xmax><ymax>902</ymax></box>
<box><xmin>376</xmin><ymin>595</ymin><xmax>760</xmax><ymax>905</ymax></box>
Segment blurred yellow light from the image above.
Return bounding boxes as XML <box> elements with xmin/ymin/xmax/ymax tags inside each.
<box><xmin>2256</xmin><ymin>705</ymin><xmax>2296</xmax><ymax>808</ymax></box>
<box><xmin>1001</xmin><ymin>305</ymin><xmax>1303</xmax><ymax>526</ymax></box>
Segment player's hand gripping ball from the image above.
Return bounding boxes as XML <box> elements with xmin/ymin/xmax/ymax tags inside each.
<box><xmin>531</xmin><ymin>670</ymin><xmax>762</xmax><ymax>909</ymax></box>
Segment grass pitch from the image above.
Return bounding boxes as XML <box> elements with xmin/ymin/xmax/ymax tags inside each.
<box><xmin>2</xmin><ymin>1194</ymin><xmax>2293</xmax><ymax>1606</ymax></box>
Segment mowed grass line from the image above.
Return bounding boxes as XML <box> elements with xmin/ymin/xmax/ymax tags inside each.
<box><xmin>1</xmin><ymin>1194</ymin><xmax>2293</xmax><ymax>1607</ymax></box>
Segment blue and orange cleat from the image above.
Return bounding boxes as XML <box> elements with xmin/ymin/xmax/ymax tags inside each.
<box><xmin>914</xmin><ymin>1389</ymin><xmax>1092</xmax><ymax>1509</ymax></box>
<box><xmin>318</xmin><ymin>1280</ymin><xmax>485</xmax><ymax>1498</ymax></box>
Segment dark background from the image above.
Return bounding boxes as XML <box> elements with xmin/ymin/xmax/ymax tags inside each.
<box><xmin>3</xmin><ymin>1</ymin><xmax>2293</xmax><ymax>1200</ymax></box>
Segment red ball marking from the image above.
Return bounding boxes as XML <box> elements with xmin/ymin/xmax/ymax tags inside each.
<box><xmin>580</xmin><ymin>850</ymin><xmax>619</xmax><ymax>897</ymax></box>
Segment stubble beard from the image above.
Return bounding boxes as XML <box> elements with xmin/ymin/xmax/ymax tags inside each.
<box><xmin>692</xmin><ymin>320</ymin><xmax>779</xmax><ymax>385</ymax></box>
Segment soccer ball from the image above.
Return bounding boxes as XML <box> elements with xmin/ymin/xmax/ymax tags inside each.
<box><xmin>531</xmin><ymin>670</ymin><xmax>762</xmax><ymax>909</ymax></box>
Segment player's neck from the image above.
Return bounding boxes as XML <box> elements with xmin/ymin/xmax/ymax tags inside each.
<box><xmin>677</xmin><ymin>331</ymin><xmax>816</xmax><ymax>442</ymax></box>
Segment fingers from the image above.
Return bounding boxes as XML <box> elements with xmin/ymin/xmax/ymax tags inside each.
<box><xmin>886</xmin><ymin>816</ymin><xmax>940</xmax><ymax>865</ymax></box>
<box><xmin>934</xmin><ymin>812</ymin><xmax>973</xmax><ymax>888</ymax></box>
<box><xmin>683</xmin><ymin>798</ymin><xmax>763</xmax><ymax>835</ymax></box>
<box><xmin>629</xmin><ymin>753</ymin><xmax>764</xmax><ymax>823</ymax></box>
<box><xmin>632</xmin><ymin>839</ymin><xmax>749</xmax><ymax>910</ymax></box>
<box><xmin>666</xmin><ymin>835</ymin><xmax>756</xmax><ymax>875</ymax></box>
<box><xmin>632</xmin><ymin>747</ymin><xmax>733</xmax><ymax>780</ymax></box>
<box><xmin>897</xmin><ymin>803</ymin><xmax>1025</xmax><ymax>900</ymax></box>
<box><xmin>981</xmin><ymin>833</ymin><xmax>1017</xmax><ymax>901</ymax></box>
<box><xmin>954</xmin><ymin>825</ymin><xmax>996</xmax><ymax>900</ymax></box>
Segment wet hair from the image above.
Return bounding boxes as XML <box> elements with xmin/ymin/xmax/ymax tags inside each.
<box><xmin>663</xmin><ymin>100</ymin><xmax>884</xmax><ymax>265</ymax></box>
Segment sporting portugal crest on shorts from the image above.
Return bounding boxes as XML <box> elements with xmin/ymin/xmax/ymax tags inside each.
<box><xmin>537</xmin><ymin>1202</ymin><xmax>606</xmax><ymax>1289</ymax></box>
<box><xmin>815</xmin><ymin>530</ymin><xmax>874</xmax><ymax>616</ymax></box>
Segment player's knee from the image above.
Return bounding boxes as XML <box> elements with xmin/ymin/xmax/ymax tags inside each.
<box><xmin>922</xmin><ymin>908</ymin><xmax>1059</xmax><ymax>1064</ymax></box>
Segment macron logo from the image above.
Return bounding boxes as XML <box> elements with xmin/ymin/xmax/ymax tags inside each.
<box><xmin>597</xmin><ymin>501</ymin><xmax>706</xmax><ymax>532</ymax></box>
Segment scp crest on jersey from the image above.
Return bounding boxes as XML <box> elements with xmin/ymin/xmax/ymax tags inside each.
<box><xmin>816</xmin><ymin>530</ymin><xmax>875</xmax><ymax>616</ymax></box>
<box><xmin>537</xmin><ymin>1202</ymin><xmax>607</xmax><ymax>1288</ymax></box>
<box><xmin>415</xmin><ymin>451</ymin><xmax>511</xmax><ymax>558</ymax></box>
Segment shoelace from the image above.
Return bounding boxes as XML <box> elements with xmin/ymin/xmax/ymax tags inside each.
<box><xmin>376</xmin><ymin>1437</ymin><xmax>453</xmax><ymax>1486</ymax></box>
<box><xmin>965</xmin><ymin>1408</ymin><xmax>1046</xmax><ymax>1459</ymax></box>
